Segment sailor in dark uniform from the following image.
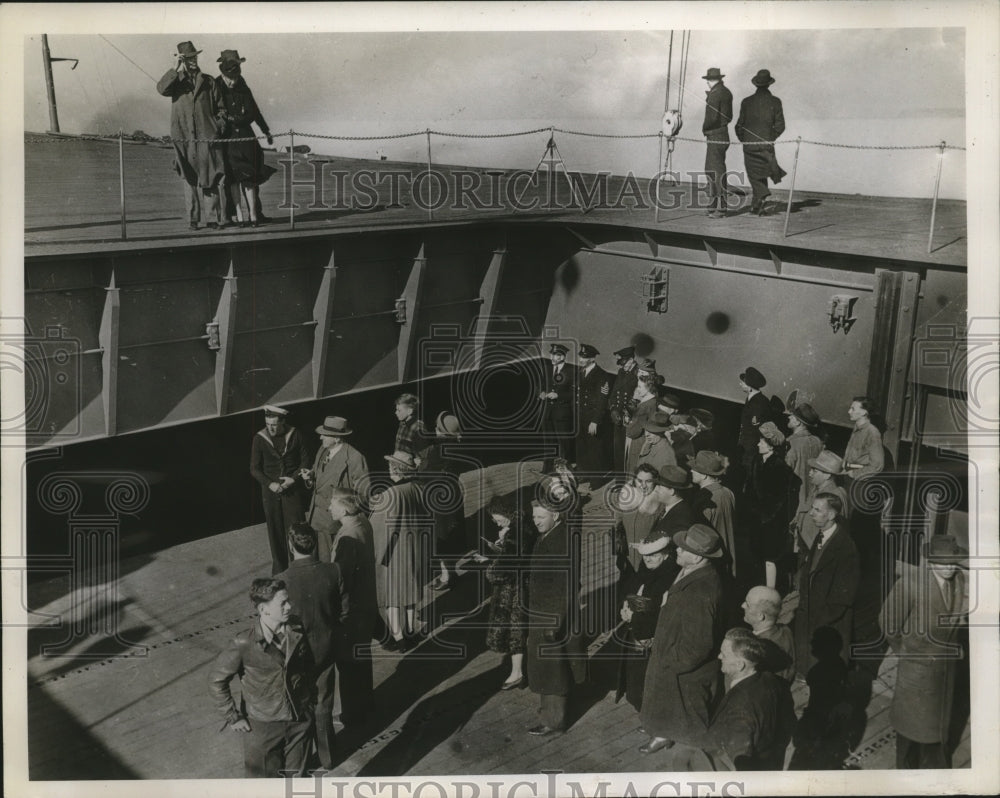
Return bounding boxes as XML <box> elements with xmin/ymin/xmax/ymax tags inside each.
<box><xmin>538</xmin><ymin>343</ymin><xmax>577</xmax><ymax>470</ymax></box>
<box><xmin>608</xmin><ymin>345</ymin><xmax>639</xmax><ymax>476</ymax></box>
<box><xmin>737</xmin><ymin>366</ymin><xmax>772</xmax><ymax>471</ymax></box>
<box><xmin>574</xmin><ymin>343</ymin><xmax>613</xmax><ymax>484</ymax></box>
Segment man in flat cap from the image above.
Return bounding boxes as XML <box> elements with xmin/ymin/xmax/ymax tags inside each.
<box><xmin>156</xmin><ymin>41</ymin><xmax>226</xmax><ymax>230</ymax></box>
<box><xmin>574</xmin><ymin>344</ymin><xmax>613</xmax><ymax>483</ymax></box>
<box><xmin>880</xmin><ymin>535</ymin><xmax>968</xmax><ymax>769</ymax></box>
<box><xmin>702</xmin><ymin>67</ymin><xmax>733</xmax><ymax>219</ymax></box>
<box><xmin>304</xmin><ymin>416</ymin><xmax>369</xmax><ymax>562</ymax></box>
<box><xmin>250</xmin><ymin>406</ymin><xmax>311</xmax><ymax>574</ymax></box>
<box><xmin>735</xmin><ymin>69</ymin><xmax>787</xmax><ymax>216</ymax></box>
<box><xmin>609</xmin><ymin>346</ymin><xmax>639</xmax><ymax>474</ymax></box>
<box><xmin>736</xmin><ymin>366</ymin><xmax>772</xmax><ymax>472</ymax></box>
<box><xmin>538</xmin><ymin>343</ymin><xmax>577</xmax><ymax>471</ymax></box>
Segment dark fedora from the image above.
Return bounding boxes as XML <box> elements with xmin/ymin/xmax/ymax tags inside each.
<box><xmin>217</xmin><ymin>49</ymin><xmax>247</xmax><ymax>64</ymax></box>
<box><xmin>579</xmin><ymin>343</ymin><xmax>599</xmax><ymax>358</ymax></box>
<box><xmin>614</xmin><ymin>345</ymin><xmax>636</xmax><ymax>360</ymax></box>
<box><xmin>752</xmin><ymin>69</ymin><xmax>776</xmax><ymax>87</ymax></box>
<box><xmin>740</xmin><ymin>366</ymin><xmax>767</xmax><ymax>390</ymax></box>
<box><xmin>702</xmin><ymin>67</ymin><xmax>725</xmax><ymax>81</ymax></box>
<box><xmin>687</xmin><ymin>450</ymin><xmax>728</xmax><ymax>476</ymax></box>
<box><xmin>658</xmin><ymin>464</ymin><xmax>691</xmax><ymax>490</ymax></box>
<box><xmin>175</xmin><ymin>41</ymin><xmax>202</xmax><ymax>57</ymax></box>
<box><xmin>643</xmin><ymin>411</ymin><xmax>673</xmax><ymax>434</ymax></box>
<box><xmin>788</xmin><ymin>401</ymin><xmax>821</xmax><ymax>428</ymax></box>
<box><xmin>549</xmin><ymin>343</ymin><xmax>569</xmax><ymax>355</ymax></box>
<box><xmin>657</xmin><ymin>390</ymin><xmax>682</xmax><ymax>410</ymax></box>
<box><xmin>690</xmin><ymin>408</ymin><xmax>714</xmax><ymax>430</ymax></box>
<box><xmin>673</xmin><ymin>524</ymin><xmax>723</xmax><ymax>558</ymax></box>
<box><xmin>925</xmin><ymin>535</ymin><xmax>968</xmax><ymax>564</ymax></box>
<box><xmin>316</xmin><ymin>415</ymin><xmax>352</xmax><ymax>436</ymax></box>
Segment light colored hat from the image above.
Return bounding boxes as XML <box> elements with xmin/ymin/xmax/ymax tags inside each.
<box><xmin>687</xmin><ymin>450</ymin><xmax>728</xmax><ymax>476</ymax></box>
<box><xmin>633</xmin><ymin>534</ymin><xmax>671</xmax><ymax>556</ymax></box>
<box><xmin>316</xmin><ymin>416</ymin><xmax>351</xmax><ymax>436</ymax></box>
<box><xmin>435</xmin><ymin>411</ymin><xmax>461</xmax><ymax>436</ymax></box>
<box><xmin>262</xmin><ymin>404</ymin><xmax>288</xmax><ymax>417</ymax></box>
<box><xmin>758</xmin><ymin>421</ymin><xmax>785</xmax><ymax>447</ymax></box>
<box><xmin>925</xmin><ymin>535</ymin><xmax>968</xmax><ymax>564</ymax></box>
<box><xmin>384</xmin><ymin>450</ymin><xmax>418</xmax><ymax>471</ymax></box>
<box><xmin>807</xmin><ymin>450</ymin><xmax>844</xmax><ymax>475</ymax></box>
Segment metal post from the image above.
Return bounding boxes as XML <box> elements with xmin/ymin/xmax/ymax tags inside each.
<box><xmin>42</xmin><ymin>35</ymin><xmax>60</xmax><ymax>133</ymax></box>
<box><xmin>289</xmin><ymin>130</ymin><xmax>295</xmax><ymax>230</ymax></box>
<box><xmin>655</xmin><ymin>131</ymin><xmax>664</xmax><ymax>223</ymax></box>
<box><xmin>927</xmin><ymin>141</ymin><xmax>946</xmax><ymax>254</ymax></box>
<box><xmin>118</xmin><ymin>130</ymin><xmax>127</xmax><ymax>240</ymax></box>
<box><xmin>782</xmin><ymin>136</ymin><xmax>802</xmax><ymax>238</ymax></box>
<box><xmin>425</xmin><ymin>129</ymin><xmax>434</xmax><ymax>222</ymax></box>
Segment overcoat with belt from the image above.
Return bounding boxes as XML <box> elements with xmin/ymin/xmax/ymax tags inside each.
<box><xmin>526</xmin><ymin>519</ymin><xmax>585</xmax><ymax>696</ymax></box>
<box><xmin>880</xmin><ymin>561</ymin><xmax>967</xmax><ymax>744</ymax></box>
<box><xmin>793</xmin><ymin>521</ymin><xmax>860</xmax><ymax>674</ymax></box>
<box><xmin>640</xmin><ymin>562</ymin><xmax>724</xmax><ymax>744</ymax></box>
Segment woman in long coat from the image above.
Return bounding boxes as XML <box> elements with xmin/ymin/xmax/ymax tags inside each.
<box><xmin>615</xmin><ymin>533</ymin><xmax>676</xmax><ymax>711</ymax></box>
<box><xmin>371</xmin><ymin>450</ymin><xmax>430</xmax><ymax>652</ymax></box>
<box><xmin>215</xmin><ymin>50</ymin><xmax>276</xmax><ymax>226</ymax></box>
<box><xmin>744</xmin><ymin>421</ymin><xmax>799</xmax><ymax>591</ymax></box>
<box><xmin>482</xmin><ymin>496</ymin><xmax>536</xmax><ymax>689</ymax></box>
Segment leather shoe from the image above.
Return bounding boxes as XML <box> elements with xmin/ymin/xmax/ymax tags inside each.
<box><xmin>527</xmin><ymin>725</ymin><xmax>560</xmax><ymax>736</ymax></box>
<box><xmin>501</xmin><ymin>676</ymin><xmax>526</xmax><ymax>691</ymax></box>
<box><xmin>639</xmin><ymin>737</ymin><xmax>674</xmax><ymax>754</ymax></box>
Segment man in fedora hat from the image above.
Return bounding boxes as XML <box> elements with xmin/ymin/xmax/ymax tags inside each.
<box><xmin>689</xmin><ymin>450</ymin><xmax>736</xmax><ymax>575</ymax></box>
<box><xmin>737</xmin><ymin>366</ymin><xmax>772</xmax><ymax>471</ymax></box>
<box><xmin>609</xmin><ymin>345</ymin><xmax>639</xmax><ymax>473</ymax></box>
<box><xmin>250</xmin><ymin>405</ymin><xmax>311</xmax><ymax>574</ymax></box>
<box><xmin>639</xmin><ymin>524</ymin><xmax>725</xmax><ymax>754</ymax></box>
<box><xmin>538</xmin><ymin>343</ymin><xmax>577</xmax><ymax>470</ymax></box>
<box><xmin>305</xmin><ymin>416</ymin><xmax>369</xmax><ymax>562</ymax></box>
<box><xmin>574</xmin><ymin>343</ymin><xmax>613</xmax><ymax>482</ymax></box>
<box><xmin>157</xmin><ymin>41</ymin><xmax>226</xmax><ymax>230</ymax></box>
<box><xmin>735</xmin><ymin>69</ymin><xmax>787</xmax><ymax>215</ymax></box>
<box><xmin>783</xmin><ymin>399</ymin><xmax>823</xmax><ymax>514</ymax></box>
<box><xmin>652</xmin><ymin>464</ymin><xmax>696</xmax><ymax>540</ymax></box>
<box><xmin>880</xmin><ymin>535</ymin><xmax>968</xmax><ymax>769</ymax></box>
<box><xmin>793</xmin><ymin>450</ymin><xmax>849</xmax><ymax>552</ymax></box>
<box><xmin>701</xmin><ymin>67</ymin><xmax>733</xmax><ymax>219</ymax></box>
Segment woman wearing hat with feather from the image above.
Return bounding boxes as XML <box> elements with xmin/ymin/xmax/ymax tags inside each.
<box><xmin>743</xmin><ymin>422</ymin><xmax>799</xmax><ymax>591</ymax></box>
<box><xmin>615</xmin><ymin>533</ymin><xmax>676</xmax><ymax>711</ymax></box>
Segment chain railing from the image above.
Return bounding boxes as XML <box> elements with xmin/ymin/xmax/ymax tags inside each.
<box><xmin>27</xmin><ymin>126</ymin><xmax>965</xmax><ymax>252</ymax></box>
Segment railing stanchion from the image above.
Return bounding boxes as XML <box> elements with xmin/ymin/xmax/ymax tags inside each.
<box><xmin>118</xmin><ymin>129</ymin><xmax>127</xmax><ymax>241</ymax></box>
<box><xmin>425</xmin><ymin>129</ymin><xmax>434</xmax><ymax>222</ymax></box>
<box><xmin>655</xmin><ymin>131</ymin><xmax>663</xmax><ymax>223</ymax></box>
<box><xmin>289</xmin><ymin>130</ymin><xmax>296</xmax><ymax>231</ymax></box>
<box><xmin>927</xmin><ymin>140</ymin><xmax>946</xmax><ymax>254</ymax></box>
<box><xmin>782</xmin><ymin>136</ymin><xmax>802</xmax><ymax>239</ymax></box>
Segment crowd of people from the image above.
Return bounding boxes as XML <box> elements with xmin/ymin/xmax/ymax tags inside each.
<box><xmin>208</xmin><ymin>342</ymin><xmax>969</xmax><ymax>778</ymax></box>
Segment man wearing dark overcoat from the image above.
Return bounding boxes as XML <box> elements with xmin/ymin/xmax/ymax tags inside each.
<box><xmin>639</xmin><ymin>524</ymin><xmax>725</xmax><ymax>754</ymax></box>
<box><xmin>156</xmin><ymin>41</ymin><xmax>226</xmax><ymax>229</ymax></box>
<box><xmin>735</xmin><ymin>69</ymin><xmax>787</xmax><ymax>215</ymax></box>
<box><xmin>328</xmin><ymin>489</ymin><xmax>378</xmax><ymax>728</ymax></box>
<box><xmin>305</xmin><ymin>416</ymin><xmax>369</xmax><ymax>562</ymax></box>
<box><xmin>880</xmin><ymin>535</ymin><xmax>968</xmax><ymax>768</ymax></box>
<box><xmin>276</xmin><ymin>523</ymin><xmax>349</xmax><ymax>769</ymax></box>
<box><xmin>574</xmin><ymin>343</ymin><xmax>613</xmax><ymax>482</ymax></box>
<box><xmin>736</xmin><ymin>366</ymin><xmax>772</xmax><ymax>471</ymax></box>
<box><xmin>702</xmin><ymin>67</ymin><xmax>733</xmax><ymax>218</ymax></box>
<box><xmin>793</xmin><ymin>493</ymin><xmax>859</xmax><ymax>676</ymax></box>
<box><xmin>677</xmin><ymin>628</ymin><xmax>796</xmax><ymax>770</ymax></box>
<box><xmin>608</xmin><ymin>345</ymin><xmax>639</xmax><ymax>475</ymax></box>
<box><xmin>250</xmin><ymin>405</ymin><xmax>311</xmax><ymax>574</ymax></box>
<box><xmin>525</xmin><ymin>498</ymin><xmax>583</xmax><ymax>736</ymax></box>
<box><xmin>538</xmin><ymin>343</ymin><xmax>577</xmax><ymax>469</ymax></box>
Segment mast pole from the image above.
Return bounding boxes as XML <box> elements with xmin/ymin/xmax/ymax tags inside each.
<box><xmin>42</xmin><ymin>34</ymin><xmax>60</xmax><ymax>133</ymax></box>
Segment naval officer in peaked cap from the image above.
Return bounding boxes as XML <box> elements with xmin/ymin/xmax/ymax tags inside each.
<box><xmin>250</xmin><ymin>405</ymin><xmax>311</xmax><ymax>574</ymax></box>
<box><xmin>538</xmin><ymin>343</ymin><xmax>577</xmax><ymax>471</ymax></box>
<box><xmin>574</xmin><ymin>343</ymin><xmax>613</xmax><ymax>485</ymax></box>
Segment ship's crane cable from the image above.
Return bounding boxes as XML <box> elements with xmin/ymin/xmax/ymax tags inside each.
<box><xmin>99</xmin><ymin>35</ymin><xmax>157</xmax><ymax>83</ymax></box>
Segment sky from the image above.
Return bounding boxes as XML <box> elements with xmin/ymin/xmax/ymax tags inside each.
<box><xmin>20</xmin><ymin>24</ymin><xmax>967</xmax><ymax>198</ymax></box>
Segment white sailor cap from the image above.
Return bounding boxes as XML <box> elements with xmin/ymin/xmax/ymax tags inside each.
<box><xmin>262</xmin><ymin>405</ymin><xmax>289</xmax><ymax>417</ymax></box>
